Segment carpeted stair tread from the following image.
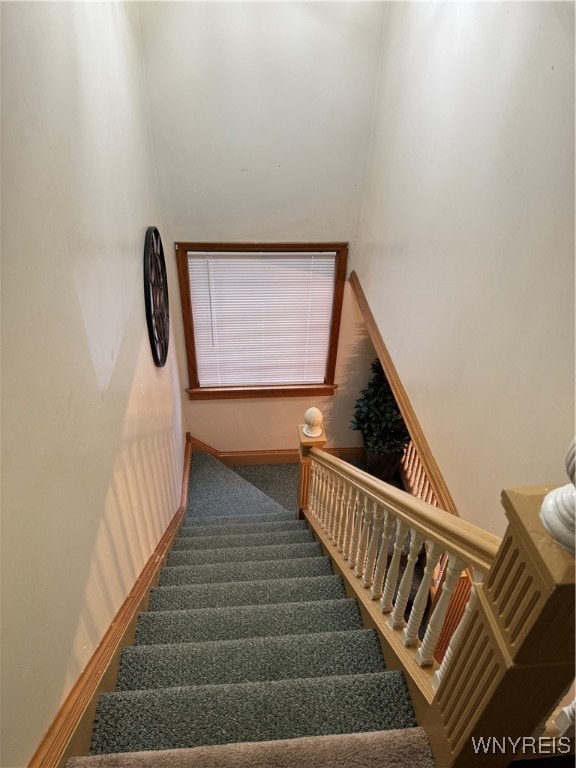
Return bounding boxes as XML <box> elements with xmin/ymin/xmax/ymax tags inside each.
<box><xmin>117</xmin><ymin>629</ymin><xmax>384</xmax><ymax>690</ymax></box>
<box><xmin>187</xmin><ymin>452</ymin><xmax>292</xmax><ymax>519</ymax></box>
<box><xmin>183</xmin><ymin>511</ymin><xmax>294</xmax><ymax>525</ymax></box>
<box><xmin>172</xmin><ymin>529</ymin><xmax>314</xmax><ymax>551</ymax></box>
<box><xmin>167</xmin><ymin>541</ymin><xmax>322</xmax><ymax>567</ymax></box>
<box><xmin>178</xmin><ymin>519</ymin><xmax>307</xmax><ymax>537</ymax></box>
<box><xmin>91</xmin><ymin>672</ymin><xmax>416</xmax><ymax>754</ymax></box>
<box><xmin>159</xmin><ymin>556</ymin><xmax>333</xmax><ymax>586</ymax></box>
<box><xmin>69</xmin><ymin>728</ymin><xmax>435</xmax><ymax>768</ymax></box>
<box><xmin>149</xmin><ymin>574</ymin><xmax>346</xmax><ymax>611</ymax></box>
<box><xmin>135</xmin><ymin>598</ymin><xmax>363</xmax><ymax>645</ymax></box>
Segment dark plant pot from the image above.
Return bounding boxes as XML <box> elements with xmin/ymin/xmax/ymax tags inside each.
<box><xmin>365</xmin><ymin>450</ymin><xmax>403</xmax><ymax>482</ymax></box>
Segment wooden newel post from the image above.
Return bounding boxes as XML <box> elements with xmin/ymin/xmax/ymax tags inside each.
<box><xmin>423</xmin><ymin>486</ymin><xmax>575</xmax><ymax>767</ymax></box>
<box><xmin>297</xmin><ymin>407</ymin><xmax>326</xmax><ymax>520</ymax></box>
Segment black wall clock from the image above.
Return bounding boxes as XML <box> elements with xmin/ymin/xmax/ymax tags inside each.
<box><xmin>143</xmin><ymin>226</ymin><xmax>169</xmax><ymax>367</ymax></box>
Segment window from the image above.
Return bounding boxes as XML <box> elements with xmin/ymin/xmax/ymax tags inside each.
<box><xmin>175</xmin><ymin>242</ymin><xmax>348</xmax><ymax>399</ymax></box>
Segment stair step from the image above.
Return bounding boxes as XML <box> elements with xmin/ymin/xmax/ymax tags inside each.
<box><xmin>184</xmin><ymin>511</ymin><xmax>294</xmax><ymax>525</ymax></box>
<box><xmin>149</xmin><ymin>575</ymin><xmax>346</xmax><ymax>612</ymax></box>
<box><xmin>117</xmin><ymin>629</ymin><xmax>384</xmax><ymax>690</ymax></box>
<box><xmin>78</xmin><ymin>453</ymin><xmax>424</xmax><ymax>767</ymax></box>
<box><xmin>172</xmin><ymin>529</ymin><xmax>314</xmax><ymax>551</ymax></box>
<box><xmin>159</xmin><ymin>556</ymin><xmax>332</xmax><ymax>586</ymax></box>
<box><xmin>167</xmin><ymin>541</ymin><xmax>323</xmax><ymax>567</ymax></box>
<box><xmin>135</xmin><ymin>598</ymin><xmax>363</xmax><ymax>645</ymax></box>
<box><xmin>68</xmin><ymin>728</ymin><xmax>435</xmax><ymax>768</ymax></box>
<box><xmin>178</xmin><ymin>519</ymin><xmax>307</xmax><ymax>537</ymax></box>
<box><xmin>91</xmin><ymin>672</ymin><xmax>416</xmax><ymax>754</ymax></box>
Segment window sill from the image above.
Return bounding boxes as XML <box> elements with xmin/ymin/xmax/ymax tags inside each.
<box><xmin>186</xmin><ymin>384</ymin><xmax>337</xmax><ymax>400</ymax></box>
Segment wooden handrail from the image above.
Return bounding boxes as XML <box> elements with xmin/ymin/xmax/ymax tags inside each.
<box><xmin>308</xmin><ymin>447</ymin><xmax>500</xmax><ymax>574</ymax></box>
<box><xmin>349</xmin><ymin>271</ymin><xmax>459</xmax><ymax>517</ymax></box>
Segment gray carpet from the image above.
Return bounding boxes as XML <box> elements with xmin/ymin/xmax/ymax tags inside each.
<box><xmin>187</xmin><ymin>452</ymin><xmax>294</xmax><ymax>519</ymax></box>
<box><xmin>148</xmin><ymin>574</ymin><xmax>347</xmax><ymax>611</ymax></box>
<box><xmin>135</xmin><ymin>598</ymin><xmax>364</xmax><ymax>645</ymax></box>
<box><xmin>82</xmin><ymin>451</ymin><xmax>425</xmax><ymax>764</ymax></box>
<box><xmin>232</xmin><ymin>462</ymin><xmax>300</xmax><ymax>513</ymax></box>
<box><xmin>167</xmin><ymin>541</ymin><xmax>323</xmax><ymax>567</ymax></box>
<box><xmin>178</xmin><ymin>519</ymin><xmax>307</xmax><ymax>536</ymax></box>
<box><xmin>91</xmin><ymin>673</ymin><xmax>416</xmax><ymax>754</ymax></box>
<box><xmin>116</xmin><ymin>630</ymin><xmax>384</xmax><ymax>690</ymax></box>
<box><xmin>158</xmin><ymin>555</ymin><xmax>333</xmax><ymax>586</ymax></box>
<box><xmin>171</xmin><ymin>528</ymin><xmax>314</xmax><ymax>551</ymax></box>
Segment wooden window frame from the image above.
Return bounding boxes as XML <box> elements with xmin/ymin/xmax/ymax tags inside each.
<box><xmin>175</xmin><ymin>241</ymin><xmax>348</xmax><ymax>400</ymax></box>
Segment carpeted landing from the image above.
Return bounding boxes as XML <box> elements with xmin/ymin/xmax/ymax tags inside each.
<box><xmin>69</xmin><ymin>451</ymin><xmax>435</xmax><ymax>768</ymax></box>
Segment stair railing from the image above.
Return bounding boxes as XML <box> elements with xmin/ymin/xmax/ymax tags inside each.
<box><xmin>400</xmin><ymin>438</ymin><xmax>474</xmax><ymax>666</ymax></box>
<box><xmin>298</xmin><ymin>410</ymin><xmax>499</xmax><ymax>706</ymax></box>
<box><xmin>298</xmin><ymin>411</ymin><xmax>575</xmax><ymax>767</ymax></box>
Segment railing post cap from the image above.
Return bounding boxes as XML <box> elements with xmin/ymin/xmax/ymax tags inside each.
<box><xmin>303</xmin><ymin>407</ymin><xmax>324</xmax><ymax>438</ymax></box>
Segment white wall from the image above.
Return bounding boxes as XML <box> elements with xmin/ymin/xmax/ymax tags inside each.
<box><xmin>1</xmin><ymin>4</ymin><xmax>184</xmax><ymax>766</ymax></box>
<box><xmin>354</xmin><ymin>2</ymin><xmax>575</xmax><ymax>534</ymax></box>
<box><xmin>139</xmin><ymin>2</ymin><xmax>385</xmax><ymax>449</ymax></box>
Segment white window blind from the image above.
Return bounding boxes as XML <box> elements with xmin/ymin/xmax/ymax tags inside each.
<box><xmin>187</xmin><ymin>251</ymin><xmax>337</xmax><ymax>387</ymax></box>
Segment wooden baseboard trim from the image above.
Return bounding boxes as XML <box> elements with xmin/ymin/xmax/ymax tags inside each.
<box><xmin>328</xmin><ymin>447</ymin><xmax>365</xmax><ymax>464</ymax></box>
<box><xmin>186</xmin><ymin>434</ymin><xmax>364</xmax><ymax>466</ymax></box>
<box><xmin>29</xmin><ymin>440</ymin><xmax>192</xmax><ymax>768</ymax></box>
<box><xmin>222</xmin><ymin>449</ymin><xmax>300</xmax><ymax>465</ymax></box>
<box><xmin>349</xmin><ymin>271</ymin><xmax>459</xmax><ymax>517</ymax></box>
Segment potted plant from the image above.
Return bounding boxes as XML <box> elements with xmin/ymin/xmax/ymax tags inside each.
<box><xmin>350</xmin><ymin>358</ymin><xmax>411</xmax><ymax>481</ymax></box>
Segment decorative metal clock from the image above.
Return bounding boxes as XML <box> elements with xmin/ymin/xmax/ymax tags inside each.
<box><xmin>143</xmin><ymin>226</ymin><xmax>169</xmax><ymax>367</ymax></box>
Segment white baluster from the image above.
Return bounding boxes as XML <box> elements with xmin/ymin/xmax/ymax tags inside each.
<box><xmin>317</xmin><ymin>466</ymin><xmax>326</xmax><ymax>520</ymax></box>
<box><xmin>342</xmin><ymin>487</ymin><xmax>358</xmax><ymax>561</ymax></box>
<box><xmin>329</xmin><ymin>475</ymin><xmax>342</xmax><ymax>545</ymax></box>
<box><xmin>402</xmin><ymin>540</ymin><xmax>444</xmax><ymax>647</ymax></box>
<box><xmin>362</xmin><ymin>504</ymin><xmax>385</xmax><ymax>588</ymax></box>
<box><xmin>348</xmin><ymin>491</ymin><xmax>364</xmax><ymax>570</ymax></box>
<box><xmin>311</xmin><ymin>464</ymin><xmax>321</xmax><ymax>522</ymax></box>
<box><xmin>370</xmin><ymin>509</ymin><xmax>395</xmax><ymax>600</ymax></box>
<box><xmin>380</xmin><ymin>519</ymin><xmax>410</xmax><ymax>613</ymax></box>
<box><xmin>388</xmin><ymin>528</ymin><xmax>425</xmax><ymax>630</ymax></box>
<box><xmin>354</xmin><ymin>497</ymin><xmax>374</xmax><ymax>579</ymax></box>
<box><xmin>318</xmin><ymin>467</ymin><xmax>327</xmax><ymax>529</ymax></box>
<box><xmin>326</xmin><ymin>471</ymin><xmax>335</xmax><ymax>531</ymax></box>
<box><xmin>337</xmin><ymin>482</ymin><xmax>350</xmax><ymax>552</ymax></box>
<box><xmin>432</xmin><ymin>579</ymin><xmax>479</xmax><ymax>689</ymax></box>
<box><xmin>415</xmin><ymin>553</ymin><xmax>467</xmax><ymax>667</ymax></box>
<box><xmin>324</xmin><ymin>471</ymin><xmax>335</xmax><ymax>538</ymax></box>
<box><xmin>309</xmin><ymin>462</ymin><xmax>319</xmax><ymax>518</ymax></box>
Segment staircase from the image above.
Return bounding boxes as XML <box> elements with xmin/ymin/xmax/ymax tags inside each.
<box><xmin>67</xmin><ymin>451</ymin><xmax>435</xmax><ymax>768</ymax></box>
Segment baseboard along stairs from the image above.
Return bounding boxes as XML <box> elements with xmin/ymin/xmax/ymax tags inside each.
<box><xmin>67</xmin><ymin>451</ymin><xmax>435</xmax><ymax>768</ymax></box>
